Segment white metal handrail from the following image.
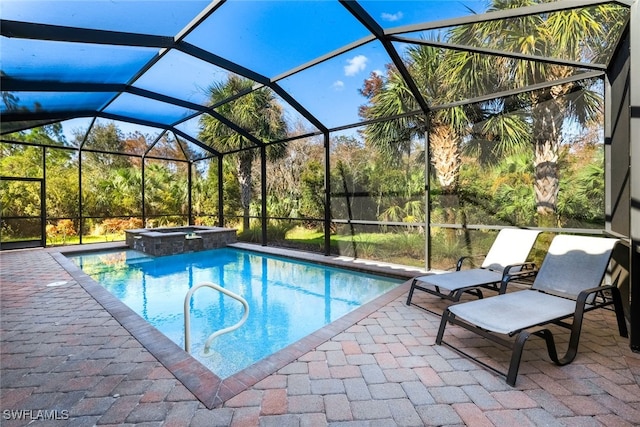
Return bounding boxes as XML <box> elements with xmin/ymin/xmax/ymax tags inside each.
<box><xmin>184</xmin><ymin>281</ymin><xmax>249</xmax><ymax>356</ymax></box>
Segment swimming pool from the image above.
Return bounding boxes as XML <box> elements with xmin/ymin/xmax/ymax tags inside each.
<box><xmin>68</xmin><ymin>247</ymin><xmax>402</xmax><ymax>378</ymax></box>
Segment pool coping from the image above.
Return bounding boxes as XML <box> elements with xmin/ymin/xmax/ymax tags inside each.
<box><xmin>51</xmin><ymin>243</ymin><xmax>423</xmax><ymax>408</ymax></box>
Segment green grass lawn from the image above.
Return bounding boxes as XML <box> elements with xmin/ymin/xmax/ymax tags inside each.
<box><xmin>46</xmin><ymin>233</ymin><xmax>125</xmax><ymax>246</ymax></box>
<box><xmin>280</xmin><ymin>226</ymin><xmax>428</xmax><ymax>268</ymax></box>
<box><xmin>26</xmin><ymin>225</ymin><xmax>461</xmax><ymax>270</ymax></box>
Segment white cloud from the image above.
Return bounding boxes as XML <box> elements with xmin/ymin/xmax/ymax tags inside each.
<box><xmin>344</xmin><ymin>55</ymin><xmax>368</xmax><ymax>76</ymax></box>
<box><xmin>381</xmin><ymin>11</ymin><xmax>403</xmax><ymax>22</ymax></box>
<box><xmin>332</xmin><ymin>80</ymin><xmax>345</xmax><ymax>90</ymax></box>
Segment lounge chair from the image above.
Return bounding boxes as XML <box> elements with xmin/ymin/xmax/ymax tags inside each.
<box><xmin>406</xmin><ymin>228</ymin><xmax>541</xmax><ymax>312</ymax></box>
<box><xmin>435</xmin><ymin>234</ymin><xmax>628</xmax><ymax>386</ymax></box>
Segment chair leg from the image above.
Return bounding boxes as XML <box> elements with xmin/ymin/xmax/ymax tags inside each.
<box><xmin>611</xmin><ymin>287</ymin><xmax>629</xmax><ymax>338</ymax></box>
<box><xmin>406</xmin><ymin>279</ymin><xmax>417</xmax><ymax>305</ymax></box>
<box><xmin>508</xmin><ymin>328</ymin><xmax>558</xmax><ymax>386</ymax></box>
<box><xmin>544</xmin><ymin>288</ymin><xmax>628</xmax><ymax>367</ymax></box>
<box><xmin>506</xmin><ymin>331</ymin><xmax>532</xmax><ymax>386</ymax></box>
<box><xmin>435</xmin><ymin>309</ymin><xmax>453</xmax><ymax>345</ymax></box>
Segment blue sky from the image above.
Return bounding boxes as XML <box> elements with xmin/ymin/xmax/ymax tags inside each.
<box><xmin>178</xmin><ymin>0</ymin><xmax>486</xmax><ymax>134</ymax></box>
<box><xmin>2</xmin><ymin>0</ymin><xmax>488</xmax><ymax>144</ymax></box>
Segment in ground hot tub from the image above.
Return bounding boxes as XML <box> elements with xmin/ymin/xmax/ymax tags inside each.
<box><xmin>125</xmin><ymin>226</ymin><xmax>237</xmax><ymax>256</ymax></box>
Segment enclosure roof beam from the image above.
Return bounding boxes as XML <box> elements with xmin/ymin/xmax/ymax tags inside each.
<box><xmin>387</xmin><ymin>0</ymin><xmax>631</xmax><ymax>35</ymax></box>
<box><xmin>340</xmin><ymin>0</ymin><xmax>431</xmax><ymax>117</ymax></box>
<box><xmin>391</xmin><ymin>36</ymin><xmax>609</xmax><ymax>72</ymax></box>
<box><xmin>1</xmin><ymin>19</ymin><xmax>174</xmax><ymax>47</ymax></box>
<box><xmin>178</xmin><ymin>42</ymin><xmax>327</xmax><ymax>133</ymax></box>
<box><xmin>0</xmin><ymin>78</ymin><xmax>265</xmax><ymax>148</ymax></box>
<box><xmin>430</xmin><ymin>70</ymin><xmax>605</xmax><ymax>112</ymax></box>
<box><xmin>271</xmin><ymin>35</ymin><xmax>376</xmax><ymax>83</ymax></box>
<box><xmin>0</xmin><ymin>78</ymin><xmax>126</xmax><ymax>93</ymax></box>
<box><xmin>95</xmin><ymin>112</ymin><xmax>219</xmax><ymax>157</ymax></box>
<box><xmin>325</xmin><ymin>68</ymin><xmax>605</xmax><ymax>134</ymax></box>
<box><xmin>172</xmin><ymin>128</ymin><xmax>221</xmax><ymax>157</ymax></box>
<box><xmin>1</xmin><ymin>110</ymin><xmax>97</xmax><ymax>124</ymax></box>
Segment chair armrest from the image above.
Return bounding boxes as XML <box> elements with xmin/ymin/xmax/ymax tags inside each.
<box><xmin>456</xmin><ymin>254</ymin><xmax>486</xmax><ymax>271</ymax></box>
<box><xmin>576</xmin><ymin>284</ymin><xmax>616</xmax><ymax>307</ymax></box>
<box><xmin>498</xmin><ymin>263</ymin><xmax>538</xmax><ymax>293</ymax></box>
<box><xmin>502</xmin><ymin>262</ymin><xmax>537</xmax><ymax>276</ymax></box>
<box><xmin>576</xmin><ymin>284</ymin><xmax>628</xmax><ymax>339</ymax></box>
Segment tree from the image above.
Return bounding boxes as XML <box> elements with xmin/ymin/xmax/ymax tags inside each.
<box><xmin>144</xmin><ymin>161</ymin><xmax>186</xmax><ymax>219</ymax></box>
<box><xmin>299</xmin><ymin>159</ymin><xmax>325</xmax><ymax>222</ymax></box>
<box><xmin>77</xmin><ymin>122</ymin><xmax>130</xmax><ymax>169</ymax></box>
<box><xmin>359</xmin><ymin>45</ymin><xmax>471</xmax><ymax>243</ymax></box>
<box><xmin>446</xmin><ymin>0</ymin><xmax>625</xmax><ymax>226</ymax></box>
<box><xmin>0</xmin><ymin>124</ymin><xmax>70</xmax><ymax>240</ymax></box>
<box><xmin>192</xmin><ymin>161</ymin><xmax>220</xmax><ymax>223</ymax></box>
<box><xmin>46</xmin><ymin>147</ymin><xmax>79</xmax><ymax>220</ymax></box>
<box><xmin>199</xmin><ymin>75</ymin><xmax>288</xmax><ymax>231</ymax></box>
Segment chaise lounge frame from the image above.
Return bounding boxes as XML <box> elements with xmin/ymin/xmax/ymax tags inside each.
<box><xmin>435</xmin><ymin>234</ymin><xmax>629</xmax><ymax>386</ymax></box>
<box><xmin>406</xmin><ymin>228</ymin><xmax>541</xmax><ymax>313</ymax></box>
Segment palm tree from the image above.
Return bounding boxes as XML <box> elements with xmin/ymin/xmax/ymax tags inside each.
<box><xmin>445</xmin><ymin>0</ymin><xmax>626</xmax><ymax>226</ymax></box>
<box><xmin>144</xmin><ymin>162</ymin><xmax>176</xmax><ymax>218</ymax></box>
<box><xmin>360</xmin><ymin>47</ymin><xmax>467</xmax><ymax>194</ymax></box>
<box><xmin>110</xmin><ymin>168</ymin><xmax>142</xmax><ymax>215</ymax></box>
<box><xmin>359</xmin><ymin>44</ymin><xmax>470</xmax><ymax>240</ymax></box>
<box><xmin>199</xmin><ymin>75</ymin><xmax>288</xmax><ymax>231</ymax></box>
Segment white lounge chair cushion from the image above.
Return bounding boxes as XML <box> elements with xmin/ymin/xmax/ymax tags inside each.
<box><xmin>448</xmin><ymin>290</ymin><xmax>577</xmax><ymax>335</ymax></box>
<box><xmin>414</xmin><ymin>269</ymin><xmax>504</xmax><ymax>292</ymax></box>
<box><xmin>480</xmin><ymin>228</ymin><xmax>541</xmax><ymax>270</ymax></box>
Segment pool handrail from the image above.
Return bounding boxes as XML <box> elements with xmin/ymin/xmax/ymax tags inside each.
<box><xmin>183</xmin><ymin>281</ymin><xmax>249</xmax><ymax>356</ymax></box>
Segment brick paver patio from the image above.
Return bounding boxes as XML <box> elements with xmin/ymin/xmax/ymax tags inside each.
<box><xmin>1</xmin><ymin>245</ymin><xmax>639</xmax><ymax>426</ymax></box>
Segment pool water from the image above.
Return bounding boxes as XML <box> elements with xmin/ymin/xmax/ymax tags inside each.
<box><xmin>69</xmin><ymin>248</ymin><xmax>402</xmax><ymax>378</ymax></box>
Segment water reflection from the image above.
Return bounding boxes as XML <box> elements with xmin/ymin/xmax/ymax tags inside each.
<box><xmin>69</xmin><ymin>248</ymin><xmax>400</xmax><ymax>378</ymax></box>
